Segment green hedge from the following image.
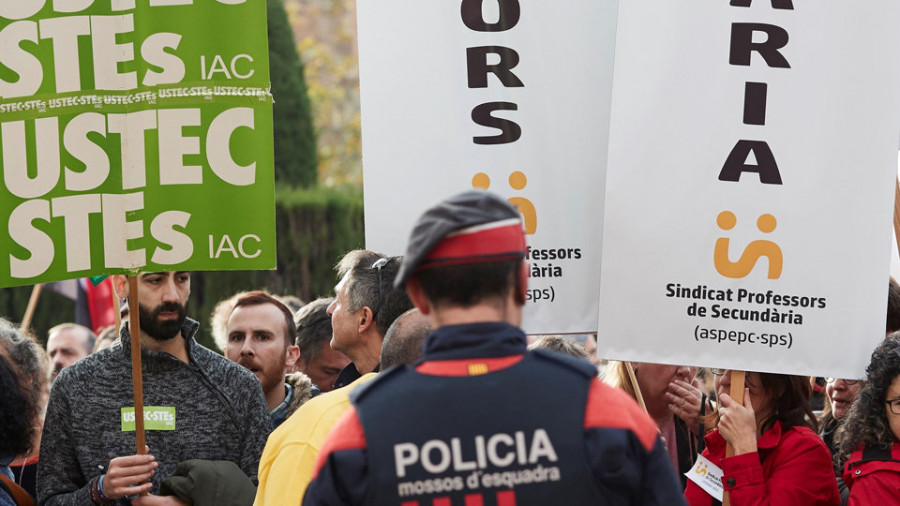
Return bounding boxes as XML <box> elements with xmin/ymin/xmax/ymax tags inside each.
<box><xmin>0</xmin><ymin>186</ymin><xmax>364</xmax><ymax>350</ymax></box>
<box><xmin>268</xmin><ymin>0</ymin><xmax>319</xmax><ymax>187</ymax></box>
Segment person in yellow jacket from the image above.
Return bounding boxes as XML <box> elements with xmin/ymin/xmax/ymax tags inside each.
<box><xmin>254</xmin><ymin>309</ymin><xmax>431</xmax><ymax>505</ymax></box>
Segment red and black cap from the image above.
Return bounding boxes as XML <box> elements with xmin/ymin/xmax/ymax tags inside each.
<box><xmin>394</xmin><ymin>190</ymin><xmax>526</xmax><ymax>288</ymax></box>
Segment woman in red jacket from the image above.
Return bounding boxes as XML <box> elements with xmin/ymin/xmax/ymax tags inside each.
<box><xmin>837</xmin><ymin>336</ymin><xmax>900</xmax><ymax>504</ymax></box>
<box><xmin>684</xmin><ymin>369</ymin><xmax>839</xmax><ymax>506</ymax></box>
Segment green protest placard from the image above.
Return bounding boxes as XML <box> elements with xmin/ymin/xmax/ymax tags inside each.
<box><xmin>0</xmin><ymin>0</ymin><xmax>275</xmax><ymax>288</ymax></box>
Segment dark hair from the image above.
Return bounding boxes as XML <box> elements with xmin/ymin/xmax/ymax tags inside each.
<box><xmin>279</xmin><ymin>295</ymin><xmax>306</xmax><ymax>313</ymax></box>
<box><xmin>0</xmin><ymin>352</ymin><xmax>38</xmax><ymax>456</ymax></box>
<box><xmin>756</xmin><ymin>373</ymin><xmax>816</xmax><ymax>433</ymax></box>
<box><xmin>336</xmin><ymin>250</ymin><xmax>412</xmax><ymax>336</ymax></box>
<box><xmin>294</xmin><ymin>297</ymin><xmax>334</xmax><ymax>362</ymax></box>
<box><xmin>232</xmin><ymin>291</ymin><xmax>297</xmax><ymax>346</ymax></box>
<box><xmin>415</xmin><ymin>259</ymin><xmax>522</xmax><ymax>308</ymax></box>
<box><xmin>705</xmin><ymin>372</ymin><xmax>815</xmax><ymax>435</ymax></box>
<box><xmin>835</xmin><ymin>336</ymin><xmax>900</xmax><ymax>464</ymax></box>
<box><xmin>380</xmin><ymin>309</ymin><xmax>432</xmax><ymax>369</ymax></box>
<box><xmin>888</xmin><ymin>278</ymin><xmax>900</xmax><ymax>334</ymax></box>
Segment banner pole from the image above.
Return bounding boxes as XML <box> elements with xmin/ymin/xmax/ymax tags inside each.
<box><xmin>127</xmin><ymin>275</ymin><xmax>148</xmax><ymax>493</ymax></box>
<box><xmin>21</xmin><ymin>284</ymin><xmax>42</xmax><ymax>338</ymax></box>
<box><xmin>113</xmin><ymin>284</ymin><xmax>122</xmax><ymax>339</ymax></box>
<box><xmin>624</xmin><ymin>362</ymin><xmax>647</xmax><ymax>413</ymax></box>
<box><xmin>893</xmin><ymin>177</ymin><xmax>900</xmax><ymax>257</ymax></box>
<box><xmin>722</xmin><ymin>369</ymin><xmax>746</xmax><ymax>506</ymax></box>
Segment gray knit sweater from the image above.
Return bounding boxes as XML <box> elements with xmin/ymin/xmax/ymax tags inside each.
<box><xmin>37</xmin><ymin>319</ymin><xmax>271</xmax><ymax>506</ymax></box>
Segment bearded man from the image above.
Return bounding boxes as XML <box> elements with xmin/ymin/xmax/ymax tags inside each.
<box><xmin>38</xmin><ymin>272</ymin><xmax>271</xmax><ymax>506</ymax></box>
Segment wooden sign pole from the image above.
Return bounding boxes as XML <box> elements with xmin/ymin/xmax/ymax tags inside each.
<box><xmin>624</xmin><ymin>362</ymin><xmax>648</xmax><ymax>412</ymax></box>
<box><xmin>113</xmin><ymin>286</ymin><xmax>122</xmax><ymax>339</ymax></box>
<box><xmin>20</xmin><ymin>283</ymin><xmax>42</xmax><ymax>337</ymax></box>
<box><xmin>722</xmin><ymin>369</ymin><xmax>746</xmax><ymax>506</ymax></box>
<box><xmin>893</xmin><ymin>178</ymin><xmax>900</xmax><ymax>256</ymax></box>
<box><xmin>126</xmin><ymin>275</ymin><xmax>148</xmax><ymax>488</ymax></box>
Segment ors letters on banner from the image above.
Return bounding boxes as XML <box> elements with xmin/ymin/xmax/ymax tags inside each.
<box><xmin>462</xmin><ymin>0</ymin><xmax>524</xmax><ymax>145</ymax></box>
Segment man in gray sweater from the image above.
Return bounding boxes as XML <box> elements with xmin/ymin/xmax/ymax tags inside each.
<box><xmin>38</xmin><ymin>272</ymin><xmax>271</xmax><ymax>506</ymax></box>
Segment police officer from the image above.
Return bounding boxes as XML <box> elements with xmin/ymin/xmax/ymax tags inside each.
<box><xmin>303</xmin><ymin>191</ymin><xmax>686</xmax><ymax>505</ymax></box>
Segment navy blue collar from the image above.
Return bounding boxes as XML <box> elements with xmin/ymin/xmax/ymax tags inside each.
<box><xmin>421</xmin><ymin>322</ymin><xmax>527</xmax><ymax>361</ymax></box>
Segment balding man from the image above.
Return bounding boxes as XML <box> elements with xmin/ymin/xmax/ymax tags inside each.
<box><xmin>377</xmin><ymin>309</ymin><xmax>431</xmax><ymax>370</ymax></box>
<box><xmin>254</xmin><ymin>309</ymin><xmax>432</xmax><ymax>505</ymax></box>
<box><xmin>46</xmin><ymin>323</ymin><xmax>95</xmax><ymax>383</ymax></box>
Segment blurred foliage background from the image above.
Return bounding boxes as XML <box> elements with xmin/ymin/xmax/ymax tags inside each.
<box><xmin>2</xmin><ymin>0</ymin><xmax>367</xmax><ymax>351</ymax></box>
<box><xmin>285</xmin><ymin>0</ymin><xmax>362</xmax><ymax>188</ymax></box>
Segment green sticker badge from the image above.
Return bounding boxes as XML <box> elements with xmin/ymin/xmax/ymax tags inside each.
<box><xmin>121</xmin><ymin>406</ymin><xmax>176</xmax><ymax>431</ymax></box>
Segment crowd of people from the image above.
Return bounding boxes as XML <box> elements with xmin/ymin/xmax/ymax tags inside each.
<box><xmin>2</xmin><ymin>190</ymin><xmax>900</xmax><ymax>505</ymax></box>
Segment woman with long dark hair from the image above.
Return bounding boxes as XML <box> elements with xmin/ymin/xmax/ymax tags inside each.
<box><xmin>836</xmin><ymin>336</ymin><xmax>900</xmax><ymax>503</ymax></box>
<box><xmin>0</xmin><ymin>320</ymin><xmax>48</xmax><ymax>503</ymax></box>
<box><xmin>684</xmin><ymin>369</ymin><xmax>839</xmax><ymax>505</ymax></box>
<box><xmin>0</xmin><ymin>347</ymin><xmax>39</xmax><ymax>506</ymax></box>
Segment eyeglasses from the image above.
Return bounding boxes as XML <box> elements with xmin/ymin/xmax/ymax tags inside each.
<box><xmin>826</xmin><ymin>378</ymin><xmax>861</xmax><ymax>386</ymax></box>
<box><xmin>887</xmin><ymin>398</ymin><xmax>900</xmax><ymax>416</ymax></box>
<box><xmin>370</xmin><ymin>258</ymin><xmax>389</xmax><ymax>321</ymax></box>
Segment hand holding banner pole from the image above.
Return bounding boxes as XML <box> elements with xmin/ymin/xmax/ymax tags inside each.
<box><xmin>127</xmin><ymin>275</ymin><xmax>148</xmax><ymax>497</ymax></box>
<box><xmin>722</xmin><ymin>369</ymin><xmax>746</xmax><ymax>506</ymax></box>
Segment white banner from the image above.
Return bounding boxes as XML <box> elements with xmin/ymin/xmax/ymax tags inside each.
<box><xmin>598</xmin><ymin>1</ymin><xmax>900</xmax><ymax>378</ymax></box>
<box><xmin>358</xmin><ymin>0</ymin><xmax>618</xmax><ymax>334</ymax></box>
